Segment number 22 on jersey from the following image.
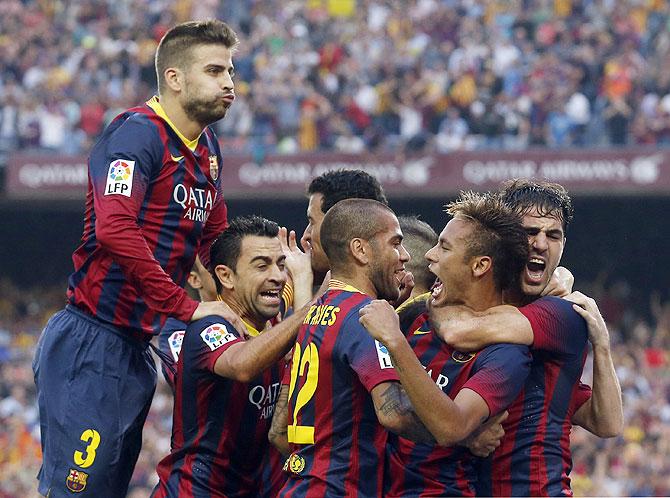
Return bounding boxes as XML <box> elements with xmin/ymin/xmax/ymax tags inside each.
<box><xmin>287</xmin><ymin>342</ymin><xmax>320</xmax><ymax>444</ymax></box>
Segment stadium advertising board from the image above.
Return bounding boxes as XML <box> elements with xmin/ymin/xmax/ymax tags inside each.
<box><xmin>6</xmin><ymin>149</ymin><xmax>669</xmax><ymax>199</ymax></box>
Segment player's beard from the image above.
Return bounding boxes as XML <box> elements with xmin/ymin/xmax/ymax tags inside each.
<box><xmin>369</xmin><ymin>262</ymin><xmax>400</xmax><ymax>303</ymax></box>
<box><xmin>182</xmin><ymin>90</ymin><xmax>229</xmax><ymax>127</ymax></box>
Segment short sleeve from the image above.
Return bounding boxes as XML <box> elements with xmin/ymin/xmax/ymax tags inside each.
<box><xmin>518</xmin><ymin>296</ymin><xmax>588</xmax><ymax>356</ymax></box>
<box><xmin>183</xmin><ymin>318</ymin><xmax>244</xmax><ymax>374</ymax></box>
<box><xmin>463</xmin><ymin>344</ymin><xmax>531</xmax><ymax>417</ymax></box>
<box><xmin>341</xmin><ymin>312</ymin><xmax>400</xmax><ymax>392</ymax></box>
<box><xmin>573</xmin><ymin>382</ymin><xmax>593</xmax><ymax>410</ymax></box>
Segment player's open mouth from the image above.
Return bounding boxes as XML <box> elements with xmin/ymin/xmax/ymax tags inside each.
<box><xmin>431</xmin><ymin>279</ymin><xmax>444</xmax><ymax>300</ymax></box>
<box><xmin>525</xmin><ymin>257</ymin><xmax>546</xmax><ymax>284</ymax></box>
<box><xmin>394</xmin><ymin>269</ymin><xmax>406</xmax><ymax>287</ymax></box>
<box><xmin>259</xmin><ymin>289</ymin><xmax>282</xmax><ymax>306</ymax></box>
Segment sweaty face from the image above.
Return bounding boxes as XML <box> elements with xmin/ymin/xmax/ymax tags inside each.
<box><xmin>520</xmin><ymin>208</ymin><xmax>565</xmax><ymax>296</ymax></box>
<box><xmin>230</xmin><ymin>236</ymin><xmax>287</xmax><ymax>325</ymax></box>
<box><xmin>368</xmin><ymin>213</ymin><xmax>410</xmax><ymax>302</ymax></box>
<box><xmin>425</xmin><ymin>217</ymin><xmax>474</xmax><ymax>306</ymax></box>
<box><xmin>301</xmin><ymin>193</ymin><xmax>329</xmax><ymax>273</ymax></box>
<box><xmin>181</xmin><ymin>44</ymin><xmax>235</xmax><ymax>126</ymax></box>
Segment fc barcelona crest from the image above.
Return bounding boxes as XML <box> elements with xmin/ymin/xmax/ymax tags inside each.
<box><xmin>283</xmin><ymin>453</ymin><xmax>306</xmax><ymax>474</ymax></box>
<box><xmin>66</xmin><ymin>468</ymin><xmax>88</xmax><ymax>492</ymax></box>
<box><xmin>209</xmin><ymin>155</ymin><xmax>218</xmax><ymax>180</ymax></box>
<box><xmin>452</xmin><ymin>351</ymin><xmax>476</xmax><ymax>363</ymax></box>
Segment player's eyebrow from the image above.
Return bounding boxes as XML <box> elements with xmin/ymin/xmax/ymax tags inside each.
<box><xmin>250</xmin><ymin>255</ymin><xmax>273</xmax><ymax>265</ymax></box>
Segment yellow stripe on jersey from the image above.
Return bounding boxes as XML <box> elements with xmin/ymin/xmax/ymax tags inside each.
<box><xmin>282</xmin><ymin>281</ymin><xmax>294</xmax><ymax>310</ymax></box>
<box><xmin>146</xmin><ymin>96</ymin><xmax>201</xmax><ymax>151</ymax></box>
<box><xmin>328</xmin><ymin>279</ymin><xmax>365</xmax><ymax>294</ymax></box>
<box><xmin>395</xmin><ymin>292</ymin><xmax>432</xmax><ymax>314</ymax></box>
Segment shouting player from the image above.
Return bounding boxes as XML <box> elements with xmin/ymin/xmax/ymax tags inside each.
<box><xmin>431</xmin><ymin>179</ymin><xmax>623</xmax><ymax>496</ymax></box>
<box><xmin>359</xmin><ymin>192</ymin><xmax>532</xmax><ymax>496</ymax></box>
<box><xmin>32</xmin><ymin>20</ymin><xmax>243</xmax><ymax>497</ymax></box>
<box><xmin>153</xmin><ymin>216</ymin><xmax>313</xmax><ymax>497</ymax></box>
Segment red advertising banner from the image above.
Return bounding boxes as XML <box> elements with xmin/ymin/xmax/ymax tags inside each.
<box><xmin>6</xmin><ymin>149</ymin><xmax>670</xmax><ymax>199</ymax></box>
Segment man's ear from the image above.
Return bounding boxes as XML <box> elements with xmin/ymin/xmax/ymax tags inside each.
<box><xmin>349</xmin><ymin>238</ymin><xmax>370</xmax><ymax>266</ymax></box>
<box><xmin>471</xmin><ymin>255</ymin><xmax>492</xmax><ymax>279</ymax></box>
<box><xmin>187</xmin><ymin>271</ymin><xmax>203</xmax><ymax>290</ymax></box>
<box><xmin>214</xmin><ymin>264</ymin><xmax>235</xmax><ymax>291</ymax></box>
<box><xmin>164</xmin><ymin>67</ymin><xmax>184</xmax><ymax>93</ymax></box>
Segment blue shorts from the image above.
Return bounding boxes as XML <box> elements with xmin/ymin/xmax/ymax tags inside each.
<box><xmin>32</xmin><ymin>305</ymin><xmax>157</xmax><ymax>497</ymax></box>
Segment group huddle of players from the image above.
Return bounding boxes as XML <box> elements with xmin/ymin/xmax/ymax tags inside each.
<box><xmin>31</xmin><ymin>20</ymin><xmax>621</xmax><ymax>498</ymax></box>
<box><xmin>151</xmin><ymin>171</ymin><xmax>622</xmax><ymax>498</ymax></box>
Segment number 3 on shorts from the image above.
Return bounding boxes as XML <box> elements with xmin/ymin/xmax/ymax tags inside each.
<box><xmin>73</xmin><ymin>429</ymin><xmax>101</xmax><ymax>468</ymax></box>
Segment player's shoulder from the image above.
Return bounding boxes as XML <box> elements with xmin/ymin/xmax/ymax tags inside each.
<box><xmin>479</xmin><ymin>342</ymin><xmax>530</xmax><ymax>361</ymax></box>
<box><xmin>162</xmin><ymin>317</ymin><xmax>187</xmax><ymax>334</ymax></box>
<box><xmin>98</xmin><ymin>106</ymin><xmax>162</xmax><ymax>152</ymax></box>
<box><xmin>184</xmin><ymin>315</ymin><xmax>242</xmax><ymax>347</ymax></box>
<box><xmin>521</xmin><ymin>295</ymin><xmax>577</xmax><ymax>318</ymax></box>
<box><xmin>398</xmin><ymin>299</ymin><xmax>429</xmax><ymax>336</ymax></box>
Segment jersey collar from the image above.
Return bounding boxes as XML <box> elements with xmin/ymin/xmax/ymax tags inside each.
<box><xmin>328</xmin><ymin>279</ymin><xmax>365</xmax><ymax>294</ymax></box>
<box><xmin>146</xmin><ymin>96</ymin><xmax>200</xmax><ymax>151</ymax></box>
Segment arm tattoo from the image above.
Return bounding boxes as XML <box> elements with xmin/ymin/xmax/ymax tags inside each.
<box><xmin>379</xmin><ymin>383</ymin><xmax>435</xmax><ymax>444</ymax></box>
<box><xmin>268</xmin><ymin>389</ymin><xmax>289</xmax><ymax>455</ymax></box>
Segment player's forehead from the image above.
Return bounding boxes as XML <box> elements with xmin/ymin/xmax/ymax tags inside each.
<box><xmin>441</xmin><ymin>217</ymin><xmax>472</xmax><ymax>245</ymax></box>
<box><xmin>238</xmin><ymin>235</ymin><xmax>284</xmax><ymax>263</ymax></box>
<box><xmin>306</xmin><ymin>193</ymin><xmax>325</xmax><ymax>220</ymax></box>
<box><xmin>376</xmin><ymin>212</ymin><xmax>402</xmax><ymax>242</ymax></box>
<box><xmin>189</xmin><ymin>43</ymin><xmax>233</xmax><ymax>68</ymax></box>
<box><xmin>521</xmin><ymin>207</ymin><xmax>563</xmax><ymax>232</ymax></box>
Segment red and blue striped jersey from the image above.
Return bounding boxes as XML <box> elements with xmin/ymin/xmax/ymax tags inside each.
<box><xmin>386</xmin><ymin>302</ymin><xmax>531</xmax><ymax>497</ymax></box>
<box><xmin>153</xmin><ymin>315</ymin><xmax>283</xmax><ymax>497</ymax></box>
<box><xmin>279</xmin><ymin>281</ymin><xmax>400</xmax><ymax>498</ymax></box>
<box><xmin>67</xmin><ymin>97</ymin><xmax>228</xmax><ymax>339</ymax></box>
<box><xmin>476</xmin><ymin>296</ymin><xmax>589</xmax><ymax>497</ymax></box>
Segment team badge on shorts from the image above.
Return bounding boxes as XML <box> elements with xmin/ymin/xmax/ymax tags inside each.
<box><xmin>209</xmin><ymin>155</ymin><xmax>218</xmax><ymax>180</ymax></box>
<box><xmin>452</xmin><ymin>351</ymin><xmax>476</xmax><ymax>363</ymax></box>
<box><xmin>66</xmin><ymin>468</ymin><xmax>88</xmax><ymax>492</ymax></box>
<box><xmin>200</xmin><ymin>323</ymin><xmax>236</xmax><ymax>351</ymax></box>
<box><xmin>284</xmin><ymin>453</ymin><xmax>306</xmax><ymax>474</ymax></box>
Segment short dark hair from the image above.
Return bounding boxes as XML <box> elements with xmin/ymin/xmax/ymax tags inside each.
<box><xmin>446</xmin><ymin>191</ymin><xmax>528</xmax><ymax>291</ymax></box>
<box><xmin>398</xmin><ymin>215</ymin><xmax>437</xmax><ymax>292</ymax></box>
<box><xmin>156</xmin><ymin>20</ymin><xmax>239</xmax><ymax>92</ymax></box>
<box><xmin>500</xmin><ymin>178</ymin><xmax>574</xmax><ymax>232</ymax></box>
<box><xmin>210</xmin><ymin>215</ymin><xmax>279</xmax><ymax>293</ymax></box>
<box><xmin>307</xmin><ymin>169</ymin><xmax>388</xmax><ymax>214</ymax></box>
<box><xmin>320</xmin><ymin>199</ymin><xmax>395</xmax><ymax>271</ymax></box>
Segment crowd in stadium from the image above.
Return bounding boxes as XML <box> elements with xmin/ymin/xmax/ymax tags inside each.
<box><xmin>3</xmin><ymin>0</ymin><xmax>670</xmax><ymax>156</ymax></box>
<box><xmin>0</xmin><ymin>275</ymin><xmax>668</xmax><ymax>497</ymax></box>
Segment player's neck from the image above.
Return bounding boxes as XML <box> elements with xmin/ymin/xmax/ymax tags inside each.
<box><xmin>159</xmin><ymin>93</ymin><xmax>205</xmax><ymax>141</ymax></box>
<box><xmin>464</xmin><ymin>284</ymin><xmax>503</xmax><ymax>311</ymax></box>
<box><xmin>330</xmin><ymin>271</ymin><xmax>377</xmax><ymax>298</ymax></box>
<box><xmin>220</xmin><ymin>294</ymin><xmax>265</xmax><ymax>332</ymax></box>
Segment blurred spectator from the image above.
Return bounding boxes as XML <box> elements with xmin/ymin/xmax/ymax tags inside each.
<box><xmin>4</xmin><ymin>0</ymin><xmax>670</xmax><ymax>155</ymax></box>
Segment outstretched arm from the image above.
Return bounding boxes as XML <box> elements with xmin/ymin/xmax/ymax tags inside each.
<box><xmin>214</xmin><ymin>304</ymin><xmax>310</xmax><ymax>382</ymax></box>
<box><xmin>567</xmin><ymin>292</ymin><xmax>623</xmax><ymax>438</ymax></box>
